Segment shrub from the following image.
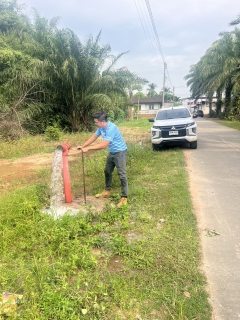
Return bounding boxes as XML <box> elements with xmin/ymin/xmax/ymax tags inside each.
<box><xmin>116</xmin><ymin>109</ymin><xmax>125</xmax><ymax>122</ymax></box>
<box><xmin>45</xmin><ymin>125</ymin><xmax>62</xmax><ymax>141</ymax></box>
<box><xmin>208</xmin><ymin>110</ymin><xmax>217</xmax><ymax>118</ymax></box>
<box><xmin>0</xmin><ymin>121</ymin><xmax>25</xmax><ymax>140</ymax></box>
<box><xmin>107</xmin><ymin>110</ymin><xmax>115</xmax><ymax>122</ymax></box>
<box><xmin>226</xmin><ymin>115</ymin><xmax>234</xmax><ymax>121</ymax></box>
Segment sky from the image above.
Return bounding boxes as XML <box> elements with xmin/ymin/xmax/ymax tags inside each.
<box><xmin>19</xmin><ymin>0</ymin><xmax>238</xmax><ymax>99</ymax></box>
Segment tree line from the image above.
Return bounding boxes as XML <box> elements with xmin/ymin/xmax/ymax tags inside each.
<box><xmin>185</xmin><ymin>15</ymin><xmax>240</xmax><ymax>120</ymax></box>
<box><xmin>0</xmin><ymin>0</ymin><xmax>148</xmax><ymax>138</ymax></box>
<box><xmin>134</xmin><ymin>83</ymin><xmax>181</xmax><ymax>105</ymax></box>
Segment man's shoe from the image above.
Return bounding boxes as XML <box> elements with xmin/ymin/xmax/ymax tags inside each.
<box><xmin>95</xmin><ymin>190</ymin><xmax>111</xmax><ymax>198</ymax></box>
<box><xmin>117</xmin><ymin>197</ymin><xmax>128</xmax><ymax>207</ymax></box>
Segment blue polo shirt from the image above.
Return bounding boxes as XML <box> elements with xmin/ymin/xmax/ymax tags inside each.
<box><xmin>95</xmin><ymin>121</ymin><xmax>127</xmax><ymax>153</ymax></box>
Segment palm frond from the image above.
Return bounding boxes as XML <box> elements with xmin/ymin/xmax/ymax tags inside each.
<box><xmin>229</xmin><ymin>14</ymin><xmax>240</xmax><ymax>26</ymax></box>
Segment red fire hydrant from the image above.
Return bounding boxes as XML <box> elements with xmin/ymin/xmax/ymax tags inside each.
<box><xmin>57</xmin><ymin>142</ymin><xmax>72</xmax><ymax>203</ymax></box>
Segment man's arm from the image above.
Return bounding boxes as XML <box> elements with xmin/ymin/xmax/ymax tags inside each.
<box><xmin>77</xmin><ymin>135</ymin><xmax>110</xmax><ymax>152</ymax></box>
<box><xmin>85</xmin><ymin>140</ymin><xmax>110</xmax><ymax>152</ymax></box>
<box><xmin>77</xmin><ymin>134</ymin><xmax>98</xmax><ymax>150</ymax></box>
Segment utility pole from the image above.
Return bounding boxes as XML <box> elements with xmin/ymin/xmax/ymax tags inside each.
<box><xmin>172</xmin><ymin>86</ymin><xmax>185</xmax><ymax>107</ymax></box>
<box><xmin>162</xmin><ymin>63</ymin><xmax>166</xmax><ymax>108</ymax></box>
<box><xmin>172</xmin><ymin>86</ymin><xmax>175</xmax><ymax>107</ymax></box>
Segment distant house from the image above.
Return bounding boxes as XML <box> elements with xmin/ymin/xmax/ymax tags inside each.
<box><xmin>182</xmin><ymin>97</ymin><xmax>219</xmax><ymax>115</ymax></box>
<box><xmin>131</xmin><ymin>97</ymin><xmax>173</xmax><ymax>118</ymax></box>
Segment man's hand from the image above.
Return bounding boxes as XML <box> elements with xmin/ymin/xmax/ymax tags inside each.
<box><xmin>81</xmin><ymin>147</ymin><xmax>89</xmax><ymax>153</ymax></box>
<box><xmin>77</xmin><ymin>146</ymin><xmax>89</xmax><ymax>153</ymax></box>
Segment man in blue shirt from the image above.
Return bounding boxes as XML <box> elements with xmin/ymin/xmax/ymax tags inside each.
<box><xmin>77</xmin><ymin>111</ymin><xmax>128</xmax><ymax>207</ymax></box>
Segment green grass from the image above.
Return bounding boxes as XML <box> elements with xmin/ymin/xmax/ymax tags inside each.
<box><xmin>209</xmin><ymin>119</ymin><xmax>240</xmax><ymax>131</ymax></box>
<box><xmin>119</xmin><ymin>117</ymin><xmax>152</xmax><ymax>128</ymax></box>
<box><xmin>0</xmin><ymin>132</ymin><xmax>92</xmax><ymax>160</ymax></box>
<box><xmin>0</xmin><ymin>119</ymin><xmax>151</xmax><ymax>160</ymax></box>
<box><xmin>0</xmin><ymin>119</ymin><xmax>212</xmax><ymax>319</ymax></box>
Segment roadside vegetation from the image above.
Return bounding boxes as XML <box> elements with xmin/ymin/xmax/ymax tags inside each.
<box><xmin>209</xmin><ymin>119</ymin><xmax>240</xmax><ymax>131</ymax></box>
<box><xmin>0</xmin><ymin>0</ymin><xmax>149</xmax><ymax>140</ymax></box>
<box><xmin>0</xmin><ymin>119</ymin><xmax>212</xmax><ymax>319</ymax></box>
<box><xmin>185</xmin><ymin>14</ymin><xmax>240</xmax><ymax>121</ymax></box>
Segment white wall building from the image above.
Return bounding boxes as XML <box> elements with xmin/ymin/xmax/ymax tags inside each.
<box><xmin>131</xmin><ymin>97</ymin><xmax>172</xmax><ymax>117</ymax></box>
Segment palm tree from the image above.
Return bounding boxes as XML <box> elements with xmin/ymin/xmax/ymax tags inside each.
<box><xmin>1</xmin><ymin>8</ymin><xmax>147</xmax><ymax>132</ymax></box>
<box><xmin>158</xmin><ymin>87</ymin><xmax>174</xmax><ymax>102</ymax></box>
<box><xmin>24</xmin><ymin>13</ymin><xmax>149</xmax><ymax>130</ymax></box>
<box><xmin>109</xmin><ymin>67</ymin><xmax>148</xmax><ymax>99</ymax></box>
<box><xmin>185</xmin><ymin>28</ymin><xmax>240</xmax><ymax>117</ymax></box>
<box><xmin>147</xmin><ymin>83</ymin><xmax>157</xmax><ymax>97</ymax></box>
<box><xmin>1</xmin><ymin>2</ymin><xmax>153</xmax><ymax>133</ymax></box>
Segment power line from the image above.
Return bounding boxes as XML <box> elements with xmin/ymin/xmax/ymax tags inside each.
<box><xmin>144</xmin><ymin>0</ymin><xmax>166</xmax><ymax>64</ymax></box>
<box><xmin>134</xmin><ymin>0</ymin><xmax>173</xmax><ymax>91</ymax></box>
<box><xmin>144</xmin><ymin>0</ymin><xmax>173</xmax><ymax>88</ymax></box>
<box><xmin>134</xmin><ymin>0</ymin><xmax>163</xmax><ymax>73</ymax></box>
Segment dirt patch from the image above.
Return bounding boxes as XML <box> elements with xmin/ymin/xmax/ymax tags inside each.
<box><xmin>0</xmin><ymin>160</ymin><xmax>44</xmax><ymax>190</ymax></box>
<box><xmin>59</xmin><ymin>195</ymin><xmax>109</xmax><ymax>213</ymax></box>
<box><xmin>0</xmin><ymin>161</ymin><xmax>35</xmax><ymax>180</ymax></box>
<box><xmin>0</xmin><ymin>126</ymin><xmax>149</xmax><ymax>192</ymax></box>
<box><xmin>107</xmin><ymin>255</ymin><xmax>125</xmax><ymax>272</ymax></box>
<box><xmin>0</xmin><ymin>150</ymin><xmax>81</xmax><ymax>191</ymax></box>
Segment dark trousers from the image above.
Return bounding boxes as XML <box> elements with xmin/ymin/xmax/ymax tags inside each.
<box><xmin>104</xmin><ymin>150</ymin><xmax>128</xmax><ymax>198</ymax></box>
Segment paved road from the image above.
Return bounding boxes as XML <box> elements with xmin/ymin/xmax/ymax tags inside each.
<box><xmin>185</xmin><ymin>118</ymin><xmax>240</xmax><ymax>320</ymax></box>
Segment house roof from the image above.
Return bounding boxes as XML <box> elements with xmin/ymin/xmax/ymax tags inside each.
<box><xmin>131</xmin><ymin>97</ymin><xmax>162</xmax><ymax>104</ymax></box>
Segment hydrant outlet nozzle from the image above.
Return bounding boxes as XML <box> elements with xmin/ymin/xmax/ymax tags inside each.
<box><xmin>60</xmin><ymin>142</ymin><xmax>71</xmax><ymax>156</ymax></box>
